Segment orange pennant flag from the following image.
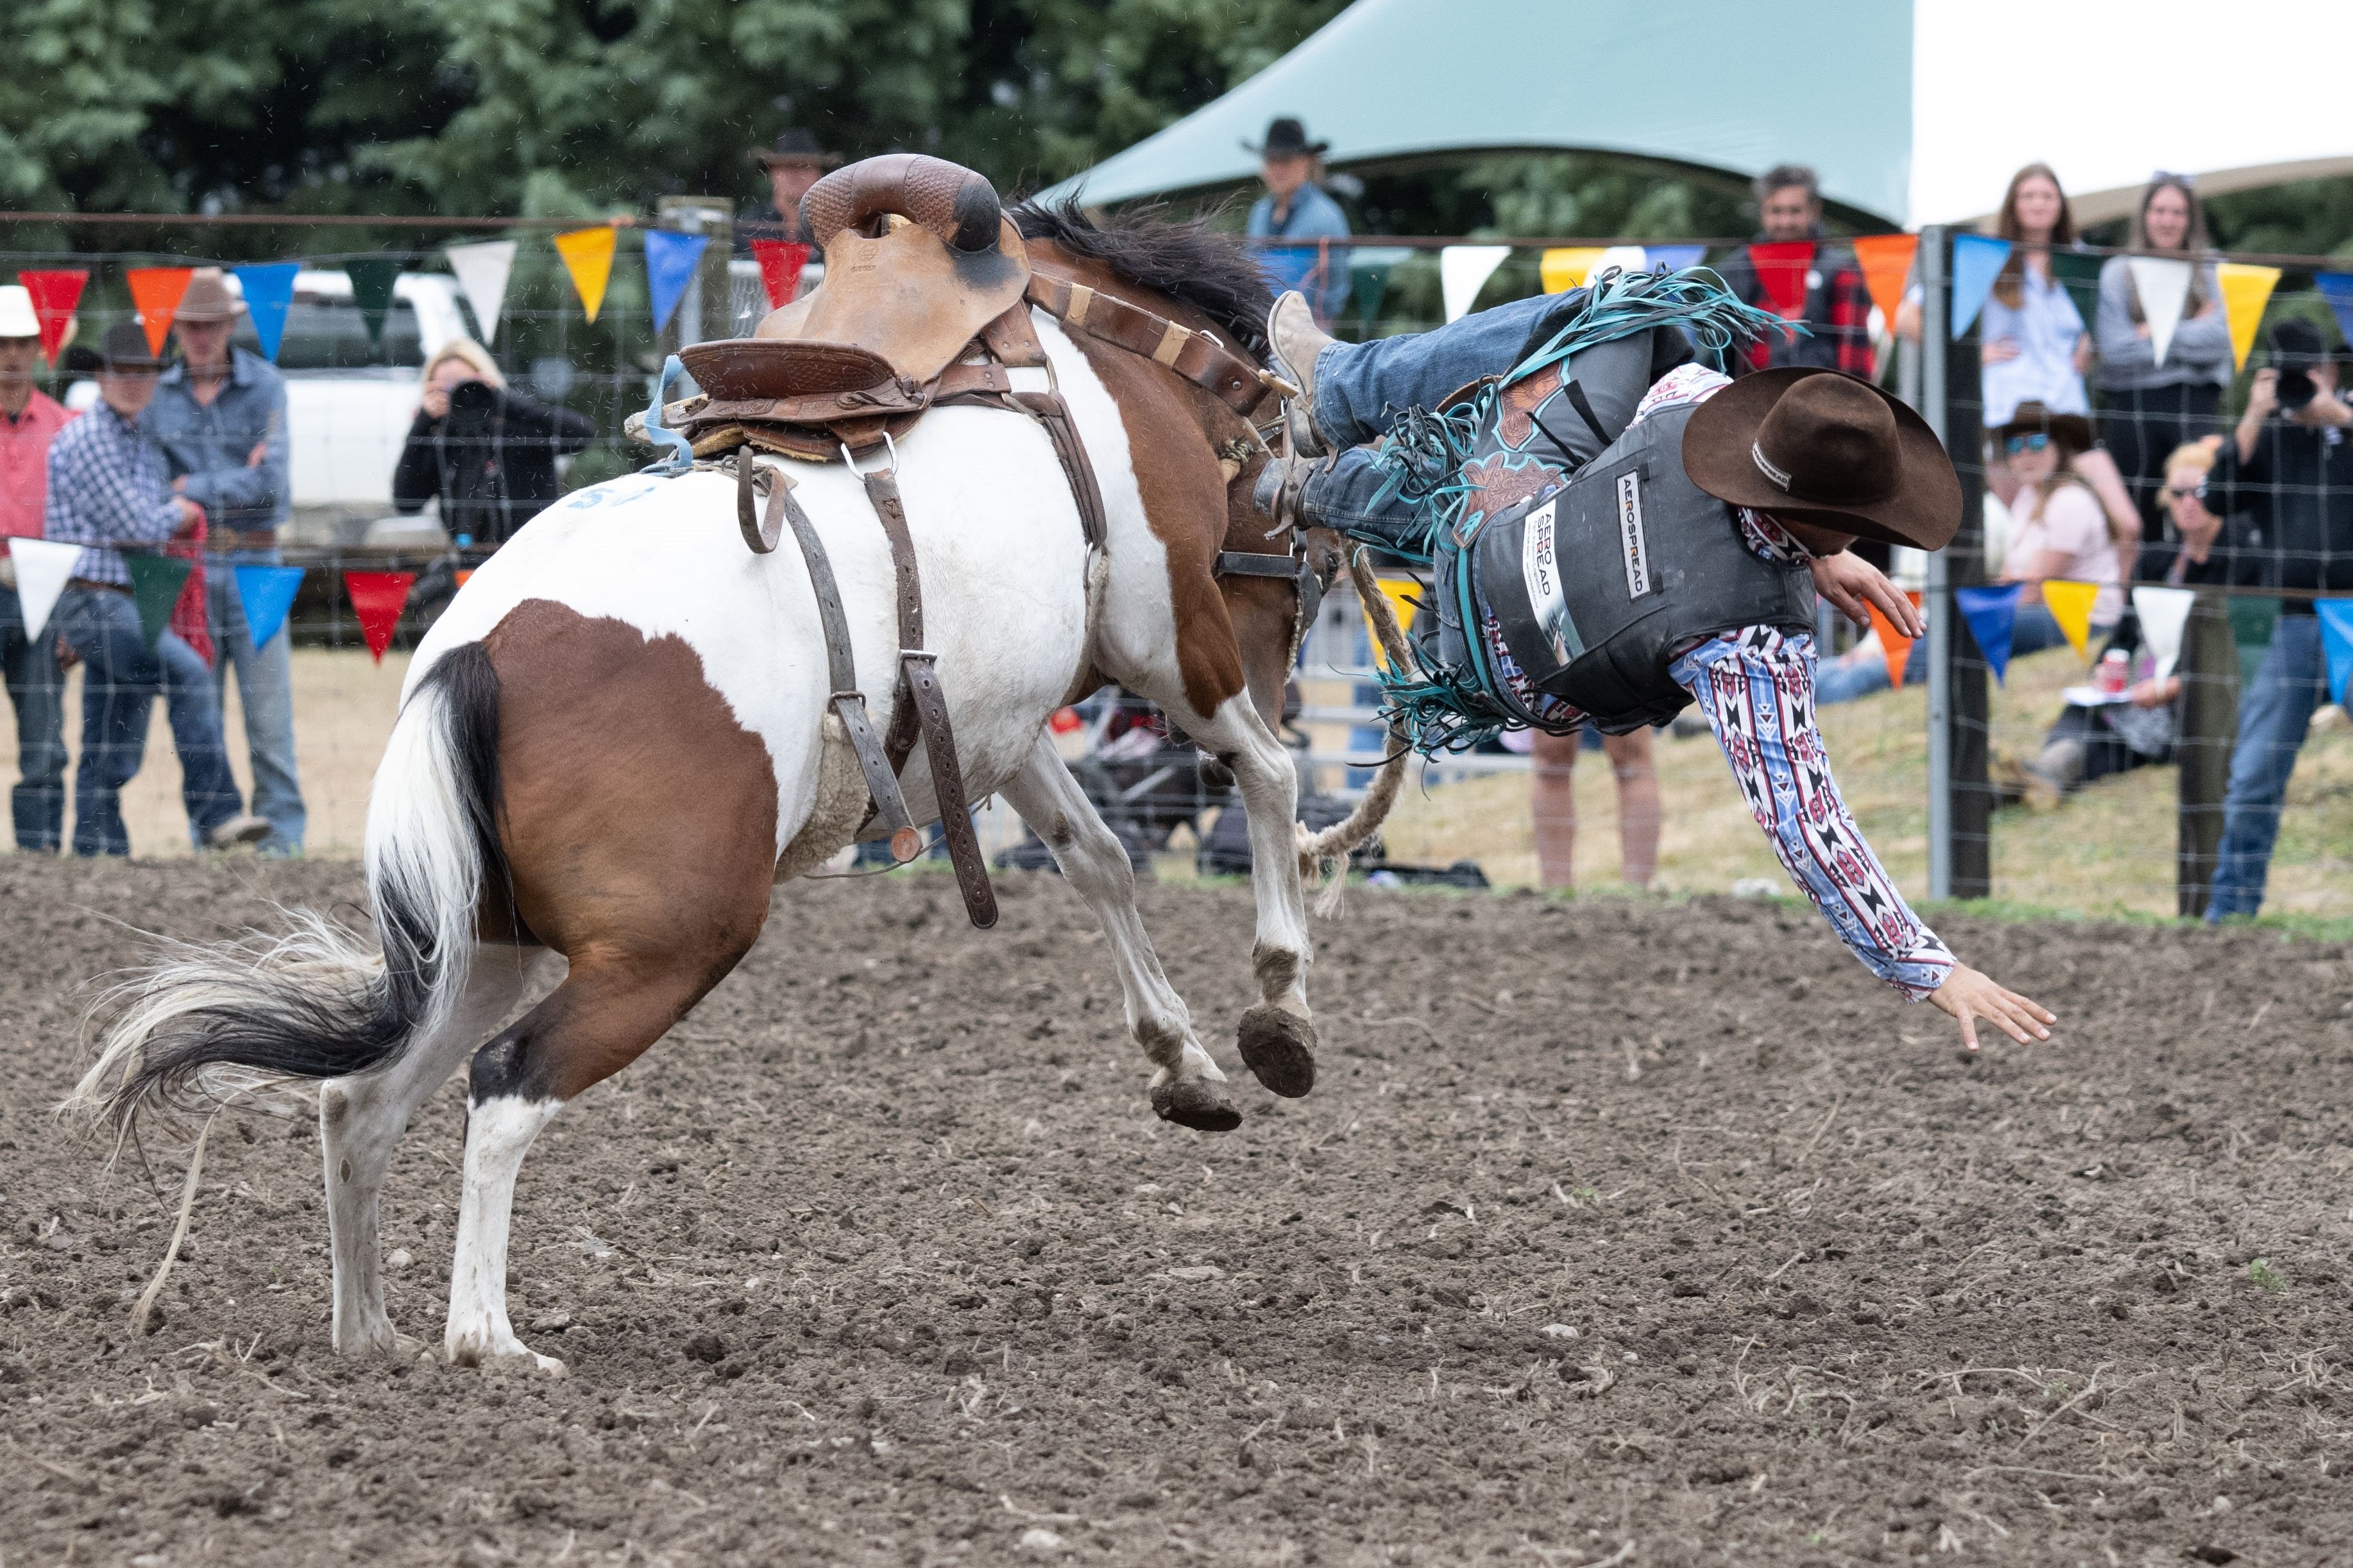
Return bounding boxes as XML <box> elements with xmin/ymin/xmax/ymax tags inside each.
<box><xmin>124</xmin><ymin>267</ymin><xmax>195</xmax><ymax>356</ymax></box>
<box><xmin>552</xmin><ymin>226</ymin><xmax>617</xmax><ymax>323</ymax></box>
<box><xmin>1867</xmin><ymin>594</ymin><xmax>1916</xmax><ymax>693</ymax></box>
<box><xmin>1850</xmin><ymin>233</ymin><xmax>1919</xmax><ymax>327</ymax></box>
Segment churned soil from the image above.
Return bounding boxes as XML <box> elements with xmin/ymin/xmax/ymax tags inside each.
<box><xmin>3</xmin><ymin>854</ymin><xmax>2351</xmax><ymax>1566</ymax></box>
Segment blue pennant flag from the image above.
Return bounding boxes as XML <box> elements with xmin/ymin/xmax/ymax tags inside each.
<box><xmin>2320</xmin><ymin>597</ymin><xmax>2353</xmax><ymax>705</ymax></box>
<box><xmin>231</xmin><ymin>262</ymin><xmax>302</xmax><ymax>362</ymax></box>
<box><xmin>2312</xmin><ymin>274</ymin><xmax>2353</xmax><ymax>358</ymax></box>
<box><xmin>1954</xmin><ymin>582</ymin><xmax>2025</xmax><ymax>682</ymax></box>
<box><xmin>234</xmin><ymin>564</ymin><xmax>306</xmax><ymax>650</ymax></box>
<box><xmin>1644</xmin><ymin>244</ymin><xmax>1708</xmax><ymax>276</ymax></box>
<box><xmin>1950</xmin><ymin>233</ymin><xmax>2013</xmax><ymax>339</ymax></box>
<box><xmin>644</xmin><ymin>230</ymin><xmax>711</xmax><ymax>333</ymax></box>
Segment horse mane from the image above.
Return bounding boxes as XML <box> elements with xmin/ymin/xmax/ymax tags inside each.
<box><xmin>1010</xmin><ymin>196</ymin><xmax>1273</xmax><ymax>358</ymax></box>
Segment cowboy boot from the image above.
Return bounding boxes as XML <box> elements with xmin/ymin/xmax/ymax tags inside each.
<box><xmin>1252</xmin><ymin>448</ymin><xmax>1320</xmax><ymax>539</ymax></box>
<box><xmin>1264</xmin><ymin>291</ymin><xmax>1335</xmax><ymax>459</ymax></box>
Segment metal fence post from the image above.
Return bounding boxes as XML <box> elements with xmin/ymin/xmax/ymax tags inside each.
<box><xmin>1921</xmin><ymin>227</ymin><xmax>1953</xmax><ymax>900</ymax></box>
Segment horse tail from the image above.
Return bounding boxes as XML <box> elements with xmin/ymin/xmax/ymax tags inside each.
<box><xmin>66</xmin><ymin>645</ymin><xmax>508</xmax><ymax>1138</ymax></box>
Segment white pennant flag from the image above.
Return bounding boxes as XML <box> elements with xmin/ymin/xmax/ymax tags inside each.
<box><xmin>445</xmin><ymin>239</ymin><xmax>518</xmax><ymax>344</ymax></box>
<box><xmin>1440</xmin><ymin>245</ymin><xmax>1512</xmax><ymax>324</ymax></box>
<box><xmin>2132</xmin><ymin>585</ymin><xmax>2198</xmax><ymax>681</ymax></box>
<box><xmin>2127</xmin><ymin>255</ymin><xmax>2194</xmax><ymax>367</ymax></box>
<box><xmin>8</xmin><ymin>536</ymin><xmax>83</xmax><ymax>642</ymax></box>
<box><xmin>1594</xmin><ymin>244</ymin><xmax>1649</xmax><ymax>282</ymax></box>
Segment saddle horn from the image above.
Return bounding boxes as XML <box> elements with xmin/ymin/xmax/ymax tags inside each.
<box><xmin>802</xmin><ymin>153</ymin><xmax>1004</xmax><ymax>255</ymax></box>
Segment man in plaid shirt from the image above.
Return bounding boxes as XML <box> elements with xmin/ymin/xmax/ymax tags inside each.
<box><xmin>46</xmin><ymin>324</ymin><xmax>266</xmax><ymax>856</ymax></box>
<box><xmin>1715</xmin><ymin>165</ymin><xmax>1876</xmax><ymax>379</ymax></box>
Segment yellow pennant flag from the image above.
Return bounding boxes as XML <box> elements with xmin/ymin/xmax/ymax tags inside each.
<box><xmin>2215</xmin><ymin>261</ymin><xmax>2283</xmax><ymax>371</ymax></box>
<box><xmin>1370</xmin><ymin>577</ymin><xmax>1421</xmax><ymax>671</ymax></box>
<box><xmin>2041</xmin><ymin>579</ymin><xmax>2102</xmax><ymax>659</ymax></box>
<box><xmin>553</xmin><ymin>226</ymin><xmax>618</xmax><ymax>323</ymax></box>
<box><xmin>1540</xmin><ymin>247</ymin><xmax>1606</xmax><ymax>295</ymax></box>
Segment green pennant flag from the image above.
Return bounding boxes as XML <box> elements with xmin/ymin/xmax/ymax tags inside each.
<box><xmin>345</xmin><ymin>257</ymin><xmax>405</xmax><ymax>346</ymax></box>
<box><xmin>2048</xmin><ymin>249</ymin><xmax>2106</xmax><ymax>335</ymax></box>
<box><xmin>124</xmin><ymin>552</ymin><xmax>193</xmax><ymax>648</ymax></box>
<box><xmin>2229</xmin><ymin>594</ymin><xmax>2281</xmax><ymax>674</ymax></box>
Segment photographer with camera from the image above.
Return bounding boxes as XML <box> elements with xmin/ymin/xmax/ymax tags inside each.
<box><xmin>2201</xmin><ymin>319</ymin><xmax>2353</xmax><ymax>920</ymax></box>
<box><xmin>391</xmin><ymin>339</ymin><xmax>595</xmax><ymax>548</ymax></box>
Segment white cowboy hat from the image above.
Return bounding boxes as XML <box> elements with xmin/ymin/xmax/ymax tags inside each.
<box><xmin>0</xmin><ymin>285</ymin><xmax>38</xmax><ymax>341</ymax></box>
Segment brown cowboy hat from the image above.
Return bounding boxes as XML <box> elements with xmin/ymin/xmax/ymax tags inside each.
<box><xmin>749</xmin><ymin>129</ymin><xmax>840</xmax><ymax>171</ymax></box>
<box><xmin>98</xmin><ymin>321</ymin><xmax>165</xmax><ymax>372</ymax></box>
<box><xmin>173</xmin><ymin>267</ymin><xmax>246</xmax><ymax>326</ymax></box>
<box><xmin>1992</xmin><ymin>400</ymin><xmax>2094</xmax><ymax>453</ymax></box>
<box><xmin>1683</xmin><ymin>367</ymin><xmax>1960</xmax><ymax>550</ymax></box>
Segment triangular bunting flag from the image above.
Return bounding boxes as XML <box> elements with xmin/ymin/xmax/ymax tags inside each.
<box><xmin>1850</xmin><ymin>233</ymin><xmax>1919</xmax><ymax>326</ymax></box>
<box><xmin>748</xmin><ymin>239</ymin><xmax>809</xmax><ymax>309</ymax></box>
<box><xmin>344</xmin><ymin>258</ymin><xmax>404</xmax><ymax>347</ymax></box>
<box><xmin>1349</xmin><ymin>248</ymin><xmax>1411</xmax><ymax>328</ymax></box>
<box><xmin>445</xmin><ymin>239</ymin><xmax>517</xmax><ymax>344</ymax></box>
<box><xmin>17</xmin><ymin>269</ymin><xmax>88</xmax><ymax>362</ymax></box>
<box><xmin>1949</xmin><ymin>233</ymin><xmax>2012</xmax><ymax>338</ymax></box>
<box><xmin>2125</xmin><ymin>256</ymin><xmax>2193</xmax><ymax>366</ymax></box>
<box><xmin>554</xmin><ymin>227</ymin><xmax>617</xmax><ymax>324</ymax></box>
<box><xmin>230</xmin><ymin>263</ymin><xmax>300</xmax><ymax>362</ymax></box>
<box><xmin>233</xmin><ymin>564</ymin><xmax>306</xmax><ymax>650</ymax></box>
<box><xmin>6</xmin><ymin>537</ymin><xmax>81</xmax><ymax>641</ymax></box>
<box><xmin>1867</xmin><ymin>596</ymin><xmax>1915</xmax><ymax>692</ymax></box>
<box><xmin>344</xmin><ymin>570</ymin><xmax>415</xmax><ymax>663</ymax></box>
<box><xmin>1593</xmin><ymin>245</ymin><xmax>1647</xmax><ymax>283</ymax></box>
<box><xmin>1644</xmin><ymin>244</ymin><xmax>1707</xmax><ymax>276</ymax></box>
<box><xmin>645</xmin><ymin>230</ymin><xmax>711</xmax><ymax>334</ymax></box>
<box><xmin>454</xmin><ymin>569</ymin><xmax>474</xmax><ymax>589</ymax></box>
<box><xmin>1538</xmin><ymin>248</ymin><xmax>1604</xmax><ymax>296</ymax></box>
<box><xmin>124</xmin><ymin>553</ymin><xmax>193</xmax><ymax>648</ymax></box>
<box><xmin>2214</xmin><ymin>262</ymin><xmax>2282</xmax><ymax>373</ymax></box>
<box><xmin>124</xmin><ymin>267</ymin><xmax>194</xmax><ymax>357</ymax></box>
<box><xmin>1746</xmin><ymin>242</ymin><xmax>1814</xmax><ymax>318</ymax></box>
<box><xmin>1955</xmin><ymin>582</ymin><xmax>2024</xmax><ymax>683</ymax></box>
<box><xmin>2041</xmin><ymin>579</ymin><xmax>2101</xmax><ymax>659</ymax></box>
<box><xmin>1370</xmin><ymin>577</ymin><xmax>1420</xmax><ymax>671</ymax></box>
<box><xmin>2313</xmin><ymin>274</ymin><xmax>2353</xmax><ymax>356</ymax></box>
<box><xmin>2047</xmin><ymin>249</ymin><xmax>2106</xmax><ymax>333</ymax></box>
<box><xmin>2130</xmin><ymin>586</ymin><xmax>2196</xmax><ymax>682</ymax></box>
<box><xmin>1440</xmin><ymin>246</ymin><xmax>1511</xmax><ymax>323</ymax></box>
<box><xmin>2229</xmin><ymin>595</ymin><xmax>2279</xmax><ymax>661</ymax></box>
<box><xmin>2318</xmin><ymin>599</ymin><xmax>2353</xmax><ymax>705</ymax></box>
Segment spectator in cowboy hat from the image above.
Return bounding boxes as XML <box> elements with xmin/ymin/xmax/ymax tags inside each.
<box><xmin>1245</xmin><ymin>117</ymin><xmax>1350</xmax><ymax>325</ymax></box>
<box><xmin>737</xmin><ymin>128</ymin><xmax>840</xmax><ymax>252</ymax></box>
<box><xmin>0</xmin><ymin>283</ymin><xmax>72</xmax><ymax>850</ymax></box>
<box><xmin>44</xmin><ymin>323</ymin><xmax>268</xmax><ymax>857</ymax></box>
<box><xmin>144</xmin><ymin>266</ymin><xmax>305</xmax><ymax>854</ymax></box>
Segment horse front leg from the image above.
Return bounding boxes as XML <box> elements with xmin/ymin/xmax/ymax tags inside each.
<box><xmin>998</xmin><ymin>734</ymin><xmax>1239</xmax><ymax>1131</ymax></box>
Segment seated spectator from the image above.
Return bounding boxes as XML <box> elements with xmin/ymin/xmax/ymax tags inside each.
<box><xmin>45</xmin><ymin>325</ymin><xmax>268</xmax><ymax>857</ymax></box>
<box><xmin>1994</xmin><ymin>403</ymin><xmax>2125</xmax><ymax>657</ymax></box>
<box><xmin>392</xmin><ymin>339</ymin><xmax>595</xmax><ymax>546</ymax></box>
<box><xmin>1245</xmin><ymin>119</ymin><xmax>1350</xmax><ymax>325</ymax></box>
<box><xmin>1531</xmin><ymin>727</ymin><xmax>1659</xmax><ymax>890</ymax></box>
<box><xmin>2025</xmin><ymin>649</ymin><xmax>2181</xmax><ymax>803</ymax></box>
<box><xmin>2096</xmin><ymin>174</ymin><xmax>2232</xmax><ymax>541</ymax></box>
<box><xmin>1717</xmin><ymin>164</ymin><xmax>1873</xmax><ymax>377</ymax></box>
<box><xmin>0</xmin><ymin>284</ymin><xmax>71</xmax><ymax>852</ymax></box>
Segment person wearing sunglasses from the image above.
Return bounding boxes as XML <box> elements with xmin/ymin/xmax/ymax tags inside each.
<box><xmin>1992</xmin><ymin>404</ymin><xmax>2126</xmax><ymax>656</ymax></box>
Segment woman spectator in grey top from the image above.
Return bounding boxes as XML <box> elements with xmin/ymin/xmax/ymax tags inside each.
<box><xmin>2094</xmin><ymin>175</ymin><xmax>2233</xmax><ymax>539</ymax></box>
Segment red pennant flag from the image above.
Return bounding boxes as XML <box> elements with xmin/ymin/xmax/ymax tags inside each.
<box><xmin>1746</xmin><ymin>242</ymin><xmax>1815</xmax><ymax>319</ymax></box>
<box><xmin>344</xmin><ymin>570</ymin><xmax>415</xmax><ymax>663</ymax></box>
<box><xmin>749</xmin><ymin>240</ymin><xmax>811</xmax><ymax>309</ymax></box>
<box><xmin>17</xmin><ymin>269</ymin><xmax>89</xmax><ymax>362</ymax></box>
<box><xmin>125</xmin><ymin>267</ymin><xmax>196</xmax><ymax>357</ymax></box>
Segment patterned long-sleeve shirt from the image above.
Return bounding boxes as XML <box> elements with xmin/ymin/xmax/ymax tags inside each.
<box><xmin>42</xmin><ymin>402</ymin><xmax>183</xmax><ymax>587</ymax></box>
<box><xmin>1650</xmin><ymin>365</ymin><xmax>1955</xmax><ymax>999</ymax></box>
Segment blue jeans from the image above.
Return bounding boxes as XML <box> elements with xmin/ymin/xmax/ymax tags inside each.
<box><xmin>1</xmin><ymin>580</ymin><xmax>67</xmax><ymax>851</ymax></box>
<box><xmin>2205</xmin><ymin>614</ymin><xmax>2327</xmax><ymax>921</ymax></box>
<box><xmin>54</xmin><ymin>586</ymin><xmax>246</xmax><ymax>857</ymax></box>
<box><xmin>207</xmin><ymin>550</ymin><xmax>305</xmax><ymax>853</ymax></box>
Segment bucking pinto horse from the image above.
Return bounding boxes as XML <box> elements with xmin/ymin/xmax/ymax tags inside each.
<box><xmin>71</xmin><ymin>200</ymin><xmax>1373</xmax><ymax>1371</ymax></box>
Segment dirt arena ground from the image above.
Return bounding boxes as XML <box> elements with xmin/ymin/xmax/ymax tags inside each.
<box><xmin>3</xmin><ymin>857</ymin><xmax>2350</xmax><ymax>1567</ymax></box>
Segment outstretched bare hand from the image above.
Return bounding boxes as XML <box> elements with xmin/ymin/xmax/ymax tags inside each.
<box><xmin>1810</xmin><ymin>550</ymin><xmax>1921</xmax><ymax>637</ymax></box>
<box><xmin>1927</xmin><ymin>964</ymin><xmax>2054</xmax><ymax>1051</ymax></box>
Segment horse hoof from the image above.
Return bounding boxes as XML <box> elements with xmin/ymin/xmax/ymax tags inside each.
<box><xmin>1151</xmin><ymin>1077</ymin><xmax>1243</xmax><ymax>1133</ymax></box>
<box><xmin>1237</xmin><ymin>1005</ymin><xmax>1317</xmax><ymax>1098</ymax></box>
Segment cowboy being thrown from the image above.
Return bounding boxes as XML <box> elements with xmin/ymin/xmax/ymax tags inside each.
<box><xmin>1258</xmin><ymin>276</ymin><xmax>2054</xmax><ymax>1050</ymax></box>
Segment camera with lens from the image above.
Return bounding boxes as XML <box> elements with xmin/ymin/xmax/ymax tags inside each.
<box><xmin>2276</xmin><ymin>366</ymin><xmax>2317</xmax><ymax>411</ymax></box>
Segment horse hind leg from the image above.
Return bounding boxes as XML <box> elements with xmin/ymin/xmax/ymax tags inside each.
<box><xmin>998</xmin><ymin>734</ymin><xmax>1239</xmax><ymax>1131</ymax></box>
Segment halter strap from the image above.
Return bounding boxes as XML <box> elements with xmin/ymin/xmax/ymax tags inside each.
<box><xmin>1024</xmin><ymin>263</ymin><xmax>1275</xmax><ymax>416</ymax></box>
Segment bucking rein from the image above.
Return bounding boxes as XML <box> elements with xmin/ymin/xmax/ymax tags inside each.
<box><xmin>623</xmin><ymin>154</ymin><xmax>1409</xmax><ymax>929</ymax></box>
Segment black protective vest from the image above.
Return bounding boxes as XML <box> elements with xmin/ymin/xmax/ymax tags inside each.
<box><xmin>1441</xmin><ymin>400</ymin><xmax>1818</xmax><ymax>732</ymax></box>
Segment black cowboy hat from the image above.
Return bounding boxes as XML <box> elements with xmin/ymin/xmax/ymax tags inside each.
<box><xmin>1991</xmin><ymin>400</ymin><xmax>2095</xmax><ymax>453</ymax></box>
<box><xmin>1683</xmin><ymin>367</ymin><xmax>1960</xmax><ymax>550</ymax></box>
<box><xmin>1243</xmin><ymin>117</ymin><xmax>1329</xmax><ymax>158</ymax></box>
<box><xmin>749</xmin><ymin>128</ymin><xmax>840</xmax><ymax>171</ymax></box>
<box><xmin>98</xmin><ymin>322</ymin><xmax>164</xmax><ymax>373</ymax></box>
